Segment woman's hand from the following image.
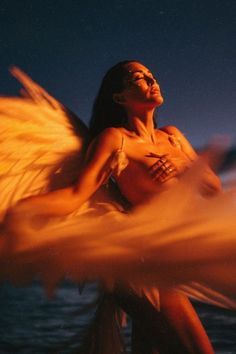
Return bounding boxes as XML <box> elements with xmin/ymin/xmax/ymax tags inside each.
<box><xmin>2</xmin><ymin>201</ymin><xmax>34</xmax><ymax>254</ymax></box>
<box><xmin>148</xmin><ymin>153</ymin><xmax>177</xmax><ymax>182</ymax></box>
<box><xmin>4</xmin><ymin>198</ymin><xmax>47</xmax><ymax>233</ymax></box>
<box><xmin>147</xmin><ymin>151</ymin><xmax>221</xmax><ymax>196</ymax></box>
<box><xmin>2</xmin><ymin>191</ymin><xmax>76</xmax><ymax>255</ymax></box>
<box><xmin>147</xmin><ymin>153</ymin><xmax>189</xmax><ymax>183</ymax></box>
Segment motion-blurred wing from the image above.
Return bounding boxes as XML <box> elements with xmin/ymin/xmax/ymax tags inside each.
<box><xmin>0</xmin><ymin>67</ymin><xmax>88</xmax><ymax>220</ymax></box>
<box><xmin>1</xmin><ymin>160</ymin><xmax>236</xmax><ymax>309</ymax></box>
<box><xmin>1</xmin><ymin>69</ymin><xmax>236</xmax><ymax>311</ymax></box>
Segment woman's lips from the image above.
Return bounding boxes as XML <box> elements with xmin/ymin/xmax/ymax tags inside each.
<box><xmin>151</xmin><ymin>88</ymin><xmax>161</xmax><ymax>94</ymax></box>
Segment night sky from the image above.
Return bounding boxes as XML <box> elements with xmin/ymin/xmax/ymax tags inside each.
<box><xmin>1</xmin><ymin>0</ymin><xmax>235</xmax><ymax>147</ymax></box>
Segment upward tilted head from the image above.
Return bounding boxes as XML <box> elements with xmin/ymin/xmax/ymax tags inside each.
<box><xmin>89</xmin><ymin>60</ymin><xmax>163</xmax><ymax>138</ymax></box>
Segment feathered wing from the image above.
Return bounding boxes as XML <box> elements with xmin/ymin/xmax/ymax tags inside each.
<box><xmin>0</xmin><ymin>67</ymin><xmax>88</xmax><ymax>221</ymax></box>
<box><xmin>0</xmin><ymin>69</ymin><xmax>236</xmax><ymax>310</ymax></box>
<box><xmin>1</xmin><ymin>156</ymin><xmax>236</xmax><ymax>308</ymax></box>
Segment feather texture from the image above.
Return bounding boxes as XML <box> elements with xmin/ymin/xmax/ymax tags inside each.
<box><xmin>0</xmin><ymin>68</ymin><xmax>236</xmax><ymax>312</ymax></box>
<box><xmin>0</xmin><ymin>68</ymin><xmax>87</xmax><ymax>219</ymax></box>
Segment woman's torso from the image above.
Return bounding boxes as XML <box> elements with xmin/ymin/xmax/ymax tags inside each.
<box><xmin>113</xmin><ymin>128</ymin><xmax>192</xmax><ymax>205</ymax></box>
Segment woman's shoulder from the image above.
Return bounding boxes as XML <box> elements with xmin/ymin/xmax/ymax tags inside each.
<box><xmin>158</xmin><ymin>125</ymin><xmax>183</xmax><ymax>137</ymax></box>
<box><xmin>91</xmin><ymin>127</ymin><xmax>124</xmax><ymax>152</ymax></box>
<box><xmin>155</xmin><ymin>126</ymin><xmax>185</xmax><ymax>149</ymax></box>
<box><xmin>158</xmin><ymin>125</ymin><xmax>197</xmax><ymax>159</ymax></box>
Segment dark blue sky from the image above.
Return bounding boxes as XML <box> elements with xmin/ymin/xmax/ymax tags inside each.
<box><xmin>1</xmin><ymin>0</ymin><xmax>235</xmax><ymax>146</ymax></box>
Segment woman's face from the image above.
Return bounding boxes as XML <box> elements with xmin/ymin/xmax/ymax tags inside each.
<box><xmin>119</xmin><ymin>62</ymin><xmax>164</xmax><ymax>109</ymax></box>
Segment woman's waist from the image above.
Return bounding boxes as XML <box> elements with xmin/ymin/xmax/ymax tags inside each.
<box><xmin>118</xmin><ymin>176</ymin><xmax>179</xmax><ymax>206</ymax></box>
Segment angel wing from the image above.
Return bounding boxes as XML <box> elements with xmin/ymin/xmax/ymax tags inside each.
<box><xmin>0</xmin><ymin>67</ymin><xmax>127</xmax><ymax>287</ymax></box>
<box><xmin>0</xmin><ymin>67</ymin><xmax>88</xmax><ymax>221</ymax></box>
<box><xmin>0</xmin><ymin>68</ymin><xmax>236</xmax><ymax>311</ymax></box>
<box><xmin>1</xmin><ymin>155</ymin><xmax>236</xmax><ymax>309</ymax></box>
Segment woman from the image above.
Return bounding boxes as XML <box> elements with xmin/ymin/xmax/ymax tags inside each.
<box><xmin>4</xmin><ymin>60</ymin><xmax>221</xmax><ymax>353</ymax></box>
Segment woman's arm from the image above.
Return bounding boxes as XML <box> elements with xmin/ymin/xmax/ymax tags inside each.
<box><xmin>164</xmin><ymin>125</ymin><xmax>222</xmax><ymax>195</ymax></box>
<box><xmin>4</xmin><ymin>128</ymin><xmax>122</xmax><ymax>223</ymax></box>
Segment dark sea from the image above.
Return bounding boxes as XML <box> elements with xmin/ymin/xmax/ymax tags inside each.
<box><xmin>0</xmin><ymin>281</ymin><xmax>236</xmax><ymax>354</ymax></box>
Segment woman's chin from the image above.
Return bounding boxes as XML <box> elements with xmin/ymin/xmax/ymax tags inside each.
<box><xmin>155</xmin><ymin>96</ymin><xmax>164</xmax><ymax>107</ymax></box>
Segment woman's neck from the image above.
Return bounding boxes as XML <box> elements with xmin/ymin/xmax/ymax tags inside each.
<box><xmin>126</xmin><ymin>108</ymin><xmax>156</xmax><ymax>143</ymax></box>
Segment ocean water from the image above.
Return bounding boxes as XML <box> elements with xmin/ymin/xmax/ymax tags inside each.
<box><xmin>0</xmin><ymin>281</ymin><xmax>236</xmax><ymax>354</ymax></box>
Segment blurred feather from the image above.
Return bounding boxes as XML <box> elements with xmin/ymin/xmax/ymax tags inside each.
<box><xmin>0</xmin><ymin>68</ymin><xmax>236</xmax><ymax>312</ymax></box>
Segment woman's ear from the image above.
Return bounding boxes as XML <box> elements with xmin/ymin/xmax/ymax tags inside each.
<box><xmin>113</xmin><ymin>93</ymin><xmax>126</xmax><ymax>105</ymax></box>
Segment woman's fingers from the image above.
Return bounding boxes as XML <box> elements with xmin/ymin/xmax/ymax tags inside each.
<box><xmin>149</xmin><ymin>159</ymin><xmax>171</xmax><ymax>173</ymax></box>
<box><xmin>148</xmin><ymin>156</ymin><xmax>177</xmax><ymax>182</ymax></box>
<box><xmin>153</xmin><ymin>168</ymin><xmax>177</xmax><ymax>182</ymax></box>
<box><xmin>149</xmin><ymin>160</ymin><xmax>174</xmax><ymax>175</ymax></box>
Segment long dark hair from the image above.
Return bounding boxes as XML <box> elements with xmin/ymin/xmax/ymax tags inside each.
<box><xmin>89</xmin><ymin>60</ymin><xmax>137</xmax><ymax>139</ymax></box>
<box><xmin>89</xmin><ymin>61</ymin><xmax>139</xmax><ymax>208</ymax></box>
<box><xmin>89</xmin><ymin>60</ymin><xmax>157</xmax><ymax>140</ymax></box>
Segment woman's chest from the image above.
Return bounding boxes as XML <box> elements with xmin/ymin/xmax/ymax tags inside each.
<box><xmin>124</xmin><ymin>135</ymin><xmax>188</xmax><ymax>170</ymax></box>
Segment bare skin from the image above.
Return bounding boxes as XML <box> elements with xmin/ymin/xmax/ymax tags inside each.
<box><xmin>3</xmin><ymin>62</ymin><xmax>221</xmax><ymax>353</ymax></box>
<box><xmin>112</xmin><ymin>125</ymin><xmax>221</xmax><ymax>205</ymax></box>
<box><xmin>111</xmin><ymin>62</ymin><xmax>219</xmax><ymax>354</ymax></box>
